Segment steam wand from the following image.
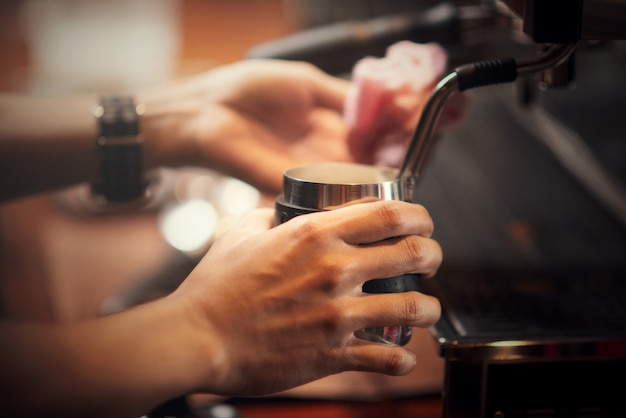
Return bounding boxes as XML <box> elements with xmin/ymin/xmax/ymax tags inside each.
<box><xmin>398</xmin><ymin>42</ymin><xmax>578</xmax><ymax>199</ymax></box>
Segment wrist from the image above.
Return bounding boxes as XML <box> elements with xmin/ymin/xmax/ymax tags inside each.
<box><xmin>161</xmin><ymin>292</ymin><xmax>227</xmax><ymax>394</ymax></box>
<box><xmin>0</xmin><ymin>94</ymin><xmax>101</xmax><ymax>201</ymax></box>
<box><xmin>136</xmin><ymin>84</ymin><xmax>208</xmax><ymax>172</ymax></box>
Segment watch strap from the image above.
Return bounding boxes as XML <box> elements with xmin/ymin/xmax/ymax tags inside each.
<box><xmin>91</xmin><ymin>96</ymin><xmax>149</xmax><ymax>203</ymax></box>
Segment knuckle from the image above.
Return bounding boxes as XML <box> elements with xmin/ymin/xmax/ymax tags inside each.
<box><xmin>383</xmin><ymin>350</ymin><xmax>408</xmax><ymax>374</ymax></box>
<box><xmin>414</xmin><ymin>203</ymin><xmax>431</xmax><ymax>219</ymax></box>
<box><xmin>375</xmin><ymin>201</ymin><xmax>404</xmax><ymax>232</ymax></box>
<box><xmin>319</xmin><ymin>303</ymin><xmax>344</xmax><ymax>334</ymax></box>
<box><xmin>429</xmin><ymin>240</ymin><xmax>444</xmax><ymax>274</ymax></box>
<box><xmin>288</xmin><ymin>215</ymin><xmax>356</xmax><ymax>293</ymax></box>
<box><xmin>403</xmin><ymin>237</ymin><xmax>427</xmax><ymax>267</ymax></box>
<box><xmin>403</xmin><ymin>294</ymin><xmax>426</xmax><ymax>323</ymax></box>
<box><xmin>317</xmin><ymin>260</ymin><xmax>347</xmax><ymax>292</ymax></box>
<box><xmin>405</xmin><ymin>293</ymin><xmax>441</xmax><ymax>325</ymax></box>
<box><xmin>415</xmin><ymin>204</ymin><xmax>435</xmax><ymax>237</ymax></box>
<box><xmin>292</xmin><ymin>215</ymin><xmax>326</xmax><ymax>244</ymax></box>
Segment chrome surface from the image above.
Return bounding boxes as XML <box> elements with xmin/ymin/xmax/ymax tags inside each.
<box><xmin>281</xmin><ymin>162</ymin><xmax>403</xmax><ymax>209</ymax></box>
<box><xmin>398</xmin><ymin>71</ymin><xmax>460</xmax><ymax>195</ymax></box>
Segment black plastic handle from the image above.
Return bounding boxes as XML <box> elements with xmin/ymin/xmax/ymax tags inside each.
<box><xmin>454</xmin><ymin>57</ymin><xmax>518</xmax><ymax>92</ymax></box>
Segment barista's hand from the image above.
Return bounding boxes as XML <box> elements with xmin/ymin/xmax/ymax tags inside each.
<box><xmin>139</xmin><ymin>60</ymin><xmax>354</xmax><ymax>195</ymax></box>
<box><xmin>172</xmin><ymin>200</ymin><xmax>442</xmax><ymax>396</ymax></box>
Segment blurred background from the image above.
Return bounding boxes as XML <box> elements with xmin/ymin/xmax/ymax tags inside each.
<box><xmin>0</xmin><ymin>0</ymin><xmax>299</xmax><ymax>322</ymax></box>
<box><xmin>0</xmin><ymin>0</ymin><xmax>624</xmax><ymax>353</ymax></box>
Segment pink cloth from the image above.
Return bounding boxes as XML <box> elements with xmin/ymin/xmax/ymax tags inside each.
<box><xmin>345</xmin><ymin>41</ymin><xmax>468</xmax><ymax>167</ymax></box>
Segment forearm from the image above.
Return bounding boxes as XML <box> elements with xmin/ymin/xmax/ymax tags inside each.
<box><xmin>0</xmin><ymin>94</ymin><xmax>100</xmax><ymax>202</ymax></box>
<box><xmin>0</xmin><ymin>92</ymin><xmax>194</xmax><ymax>203</ymax></box>
<box><xmin>0</xmin><ymin>61</ymin><xmax>355</xmax><ymax>201</ymax></box>
<box><xmin>0</xmin><ymin>296</ymin><xmax>214</xmax><ymax>418</ymax></box>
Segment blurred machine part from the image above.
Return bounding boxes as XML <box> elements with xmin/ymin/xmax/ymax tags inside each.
<box><xmin>248</xmin><ymin>1</ymin><xmax>626</xmax><ymax>80</ymax></box>
<box><xmin>247</xmin><ymin>1</ymin><xmax>474</xmax><ymax>74</ymax></box>
<box><xmin>502</xmin><ymin>0</ymin><xmax>626</xmax><ymax>41</ymax></box>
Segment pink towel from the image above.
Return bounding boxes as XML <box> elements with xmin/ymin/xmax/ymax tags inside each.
<box><xmin>345</xmin><ymin>41</ymin><xmax>468</xmax><ymax>167</ymax></box>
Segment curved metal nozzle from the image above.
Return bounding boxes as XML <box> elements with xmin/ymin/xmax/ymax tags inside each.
<box><xmin>398</xmin><ymin>42</ymin><xmax>578</xmax><ymax>199</ymax></box>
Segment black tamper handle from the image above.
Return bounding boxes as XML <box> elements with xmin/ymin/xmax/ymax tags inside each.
<box><xmin>362</xmin><ymin>274</ymin><xmax>421</xmax><ymax>294</ymax></box>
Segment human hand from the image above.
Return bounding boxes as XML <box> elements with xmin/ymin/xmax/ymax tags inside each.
<box><xmin>138</xmin><ymin>60</ymin><xmax>354</xmax><ymax>195</ymax></box>
<box><xmin>173</xmin><ymin>199</ymin><xmax>442</xmax><ymax>396</ymax></box>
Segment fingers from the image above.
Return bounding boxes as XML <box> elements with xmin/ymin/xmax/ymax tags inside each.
<box><xmin>326</xmin><ymin>200</ymin><xmax>435</xmax><ymax>244</ymax></box>
<box><xmin>350</xmin><ymin>292</ymin><xmax>442</xmax><ymax>329</ymax></box>
<box><xmin>357</xmin><ymin>235</ymin><xmax>443</xmax><ymax>279</ymax></box>
<box><xmin>332</xmin><ymin>292</ymin><xmax>441</xmax><ymax>376</ymax></box>
<box><xmin>279</xmin><ymin>200</ymin><xmax>441</xmax><ymax>283</ymax></box>
<box><xmin>325</xmin><ymin>199</ymin><xmax>442</xmax><ymax>278</ymax></box>
<box><xmin>342</xmin><ymin>343</ymin><xmax>417</xmax><ymax>376</ymax></box>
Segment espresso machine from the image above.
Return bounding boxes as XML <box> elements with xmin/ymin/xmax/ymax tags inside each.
<box><xmin>250</xmin><ymin>1</ymin><xmax>626</xmax><ymax>417</ymax></box>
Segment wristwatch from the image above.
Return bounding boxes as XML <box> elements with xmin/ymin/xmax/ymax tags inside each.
<box><xmin>91</xmin><ymin>96</ymin><xmax>150</xmax><ymax>203</ymax></box>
